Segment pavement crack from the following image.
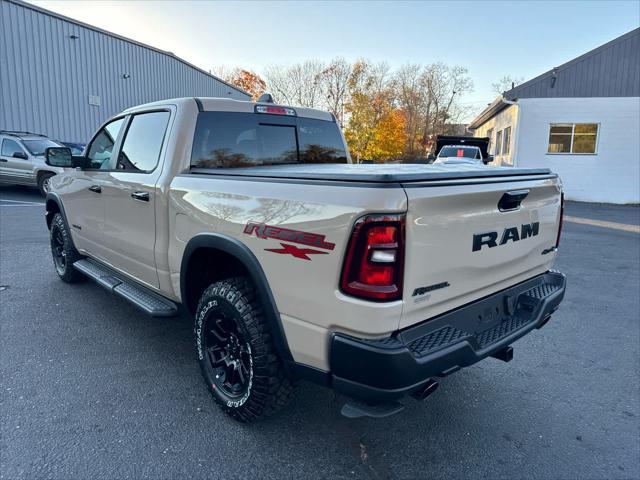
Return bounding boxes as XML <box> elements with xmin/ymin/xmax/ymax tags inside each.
<box><xmin>360</xmin><ymin>440</ymin><xmax>369</xmax><ymax>465</ymax></box>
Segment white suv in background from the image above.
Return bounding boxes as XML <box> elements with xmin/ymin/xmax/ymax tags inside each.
<box><xmin>0</xmin><ymin>131</ymin><xmax>66</xmax><ymax>196</ymax></box>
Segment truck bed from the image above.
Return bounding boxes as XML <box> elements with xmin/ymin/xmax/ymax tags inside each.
<box><xmin>189</xmin><ymin>163</ymin><xmax>554</xmax><ymax>184</ymax></box>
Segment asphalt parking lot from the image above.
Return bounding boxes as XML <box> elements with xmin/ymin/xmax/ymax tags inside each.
<box><xmin>1</xmin><ymin>185</ymin><xmax>639</xmax><ymax>480</ymax></box>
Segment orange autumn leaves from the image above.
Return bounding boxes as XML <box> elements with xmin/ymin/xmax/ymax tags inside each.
<box><xmin>225</xmin><ymin>69</ymin><xmax>267</xmax><ymax>101</ymax></box>
<box><xmin>342</xmin><ymin>61</ymin><xmax>407</xmax><ymax>162</ymax></box>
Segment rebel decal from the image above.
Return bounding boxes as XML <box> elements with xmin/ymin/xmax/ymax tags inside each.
<box><xmin>244</xmin><ymin>222</ymin><xmax>334</xmax><ymax>261</ymax></box>
<box><xmin>244</xmin><ymin>222</ymin><xmax>335</xmax><ymax>250</ymax></box>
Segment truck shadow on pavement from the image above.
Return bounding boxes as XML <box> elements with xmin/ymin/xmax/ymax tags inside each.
<box><xmin>2</xmin><ymin>185</ymin><xmax>637</xmax><ymax>480</ymax></box>
<box><xmin>50</xmin><ymin>274</ymin><xmax>559</xmax><ymax>479</ymax></box>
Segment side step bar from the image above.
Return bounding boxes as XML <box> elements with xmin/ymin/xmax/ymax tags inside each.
<box><xmin>73</xmin><ymin>259</ymin><xmax>178</xmax><ymax>317</ymax></box>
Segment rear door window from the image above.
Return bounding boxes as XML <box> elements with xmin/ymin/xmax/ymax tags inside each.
<box><xmin>191</xmin><ymin>112</ymin><xmax>347</xmax><ymax>168</ymax></box>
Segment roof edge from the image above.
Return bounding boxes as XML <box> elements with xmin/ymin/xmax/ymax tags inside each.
<box><xmin>9</xmin><ymin>0</ymin><xmax>251</xmax><ymax>98</ymax></box>
<box><xmin>468</xmin><ymin>96</ymin><xmax>512</xmax><ymax>130</ymax></box>
<box><xmin>503</xmin><ymin>27</ymin><xmax>640</xmax><ymax>100</ymax></box>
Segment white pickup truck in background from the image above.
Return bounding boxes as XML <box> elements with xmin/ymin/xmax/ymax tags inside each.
<box><xmin>433</xmin><ymin>135</ymin><xmax>492</xmax><ymax>165</ymax></box>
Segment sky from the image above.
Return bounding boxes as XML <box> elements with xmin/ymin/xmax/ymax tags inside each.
<box><xmin>31</xmin><ymin>0</ymin><xmax>640</xmax><ymax>120</ymax></box>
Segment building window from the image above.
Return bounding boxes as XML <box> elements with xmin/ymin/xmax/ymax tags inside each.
<box><xmin>486</xmin><ymin>128</ymin><xmax>494</xmax><ymax>153</ymax></box>
<box><xmin>496</xmin><ymin>130</ymin><xmax>502</xmax><ymax>155</ymax></box>
<box><xmin>503</xmin><ymin>127</ymin><xmax>511</xmax><ymax>155</ymax></box>
<box><xmin>548</xmin><ymin>123</ymin><xmax>598</xmax><ymax>154</ymax></box>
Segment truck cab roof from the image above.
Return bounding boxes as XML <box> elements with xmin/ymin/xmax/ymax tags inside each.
<box><xmin>122</xmin><ymin>97</ymin><xmax>334</xmax><ymax>122</ymax></box>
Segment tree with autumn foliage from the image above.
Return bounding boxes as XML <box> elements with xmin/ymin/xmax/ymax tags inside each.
<box><xmin>343</xmin><ymin>60</ymin><xmax>406</xmax><ymax>162</ymax></box>
<box><xmin>394</xmin><ymin>63</ymin><xmax>473</xmax><ymax>157</ymax></box>
<box><xmin>213</xmin><ymin>67</ymin><xmax>266</xmax><ymax>100</ymax></box>
<box><xmin>214</xmin><ymin>58</ymin><xmax>473</xmax><ymax>162</ymax></box>
<box><xmin>367</xmin><ymin>109</ymin><xmax>407</xmax><ymax>162</ymax></box>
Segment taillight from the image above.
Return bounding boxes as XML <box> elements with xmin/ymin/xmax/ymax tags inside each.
<box><xmin>340</xmin><ymin>214</ymin><xmax>405</xmax><ymax>301</ymax></box>
<box><xmin>556</xmin><ymin>192</ymin><xmax>564</xmax><ymax>248</ymax></box>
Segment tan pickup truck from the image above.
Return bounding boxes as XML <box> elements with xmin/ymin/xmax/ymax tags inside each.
<box><xmin>43</xmin><ymin>97</ymin><xmax>566</xmax><ymax>422</ymax></box>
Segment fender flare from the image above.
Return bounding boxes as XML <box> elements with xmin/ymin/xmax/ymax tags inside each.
<box><xmin>45</xmin><ymin>192</ymin><xmax>67</xmax><ymax>229</ymax></box>
<box><xmin>180</xmin><ymin>233</ymin><xmax>293</xmax><ymax>362</ymax></box>
<box><xmin>45</xmin><ymin>192</ymin><xmax>82</xmax><ymax>252</ymax></box>
<box><xmin>36</xmin><ymin>168</ymin><xmax>59</xmax><ymax>180</ymax></box>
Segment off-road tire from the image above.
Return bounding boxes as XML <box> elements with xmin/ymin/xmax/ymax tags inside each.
<box><xmin>50</xmin><ymin>213</ymin><xmax>84</xmax><ymax>283</ymax></box>
<box><xmin>195</xmin><ymin>277</ymin><xmax>295</xmax><ymax>422</ymax></box>
<box><xmin>38</xmin><ymin>172</ymin><xmax>55</xmax><ymax>197</ymax></box>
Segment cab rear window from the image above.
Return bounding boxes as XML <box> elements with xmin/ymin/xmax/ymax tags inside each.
<box><xmin>190</xmin><ymin>112</ymin><xmax>348</xmax><ymax>168</ymax></box>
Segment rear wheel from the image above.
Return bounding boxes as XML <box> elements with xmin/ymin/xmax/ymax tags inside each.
<box><xmin>50</xmin><ymin>213</ymin><xmax>84</xmax><ymax>283</ymax></box>
<box><xmin>195</xmin><ymin>277</ymin><xmax>295</xmax><ymax>422</ymax></box>
<box><xmin>38</xmin><ymin>172</ymin><xmax>55</xmax><ymax>197</ymax></box>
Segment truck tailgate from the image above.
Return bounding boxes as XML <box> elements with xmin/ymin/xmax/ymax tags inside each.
<box><xmin>400</xmin><ymin>173</ymin><xmax>562</xmax><ymax>329</ymax></box>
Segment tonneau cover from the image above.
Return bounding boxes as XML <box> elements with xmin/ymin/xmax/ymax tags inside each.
<box><xmin>189</xmin><ymin>163</ymin><xmax>553</xmax><ymax>183</ymax></box>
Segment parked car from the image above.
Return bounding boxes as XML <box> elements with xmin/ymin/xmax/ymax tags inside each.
<box><xmin>0</xmin><ymin>130</ymin><xmax>66</xmax><ymax>195</ymax></box>
<box><xmin>59</xmin><ymin>141</ymin><xmax>86</xmax><ymax>155</ymax></box>
<box><xmin>433</xmin><ymin>135</ymin><xmax>492</xmax><ymax>165</ymax></box>
<box><xmin>43</xmin><ymin>97</ymin><xmax>566</xmax><ymax>422</ymax></box>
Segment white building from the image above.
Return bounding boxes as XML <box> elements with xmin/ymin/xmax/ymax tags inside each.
<box><xmin>469</xmin><ymin>28</ymin><xmax>639</xmax><ymax>204</ymax></box>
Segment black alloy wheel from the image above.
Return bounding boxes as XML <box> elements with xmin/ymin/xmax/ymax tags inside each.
<box><xmin>51</xmin><ymin>225</ymin><xmax>66</xmax><ymax>275</ymax></box>
<box><xmin>203</xmin><ymin>311</ymin><xmax>253</xmax><ymax>399</ymax></box>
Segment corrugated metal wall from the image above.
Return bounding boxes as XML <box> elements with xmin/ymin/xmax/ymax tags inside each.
<box><xmin>0</xmin><ymin>0</ymin><xmax>249</xmax><ymax>143</ymax></box>
<box><xmin>504</xmin><ymin>28</ymin><xmax>640</xmax><ymax>100</ymax></box>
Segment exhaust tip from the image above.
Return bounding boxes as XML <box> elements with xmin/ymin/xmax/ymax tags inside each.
<box><xmin>491</xmin><ymin>346</ymin><xmax>514</xmax><ymax>363</ymax></box>
<box><xmin>411</xmin><ymin>378</ymin><xmax>439</xmax><ymax>401</ymax></box>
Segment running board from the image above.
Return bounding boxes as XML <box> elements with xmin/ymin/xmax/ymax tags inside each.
<box><xmin>73</xmin><ymin>259</ymin><xmax>178</xmax><ymax>317</ymax></box>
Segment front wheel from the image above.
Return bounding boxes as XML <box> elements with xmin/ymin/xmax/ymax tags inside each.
<box><xmin>195</xmin><ymin>277</ymin><xmax>295</xmax><ymax>422</ymax></box>
<box><xmin>50</xmin><ymin>213</ymin><xmax>84</xmax><ymax>283</ymax></box>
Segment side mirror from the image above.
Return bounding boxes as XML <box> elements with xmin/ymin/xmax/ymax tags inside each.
<box><xmin>483</xmin><ymin>155</ymin><xmax>494</xmax><ymax>165</ymax></box>
<box><xmin>12</xmin><ymin>151</ymin><xmax>28</xmax><ymax>160</ymax></box>
<box><xmin>45</xmin><ymin>147</ymin><xmax>74</xmax><ymax>167</ymax></box>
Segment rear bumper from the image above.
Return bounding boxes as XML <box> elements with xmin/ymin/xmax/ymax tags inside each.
<box><xmin>330</xmin><ymin>271</ymin><xmax>566</xmax><ymax>403</ymax></box>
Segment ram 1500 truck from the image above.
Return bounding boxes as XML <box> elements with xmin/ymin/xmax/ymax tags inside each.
<box><xmin>43</xmin><ymin>97</ymin><xmax>566</xmax><ymax>422</ymax></box>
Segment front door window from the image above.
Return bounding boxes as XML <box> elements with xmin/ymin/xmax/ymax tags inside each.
<box><xmin>86</xmin><ymin>118</ymin><xmax>125</xmax><ymax>169</ymax></box>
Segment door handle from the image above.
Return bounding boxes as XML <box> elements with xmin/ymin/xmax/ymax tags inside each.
<box><xmin>0</xmin><ymin>159</ymin><xmax>7</xmax><ymax>162</ymax></box>
<box><xmin>88</xmin><ymin>185</ymin><xmax>102</xmax><ymax>193</ymax></box>
<box><xmin>131</xmin><ymin>191</ymin><xmax>150</xmax><ymax>202</ymax></box>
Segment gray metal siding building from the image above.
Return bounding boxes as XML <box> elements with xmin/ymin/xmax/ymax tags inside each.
<box><xmin>470</xmin><ymin>28</ymin><xmax>640</xmax><ymax>129</ymax></box>
<box><xmin>0</xmin><ymin>0</ymin><xmax>250</xmax><ymax>143</ymax></box>
<box><xmin>503</xmin><ymin>28</ymin><xmax>639</xmax><ymax>100</ymax></box>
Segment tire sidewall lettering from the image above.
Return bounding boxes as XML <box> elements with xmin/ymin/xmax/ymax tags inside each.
<box><xmin>195</xmin><ymin>300</ymin><xmax>218</xmax><ymax>361</ymax></box>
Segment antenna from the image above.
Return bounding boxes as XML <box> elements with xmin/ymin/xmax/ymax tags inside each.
<box><xmin>257</xmin><ymin>93</ymin><xmax>274</xmax><ymax>103</ymax></box>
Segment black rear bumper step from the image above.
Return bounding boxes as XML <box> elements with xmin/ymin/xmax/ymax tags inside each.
<box><xmin>330</xmin><ymin>271</ymin><xmax>566</xmax><ymax>403</ymax></box>
<box><xmin>73</xmin><ymin>259</ymin><xmax>178</xmax><ymax>317</ymax></box>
